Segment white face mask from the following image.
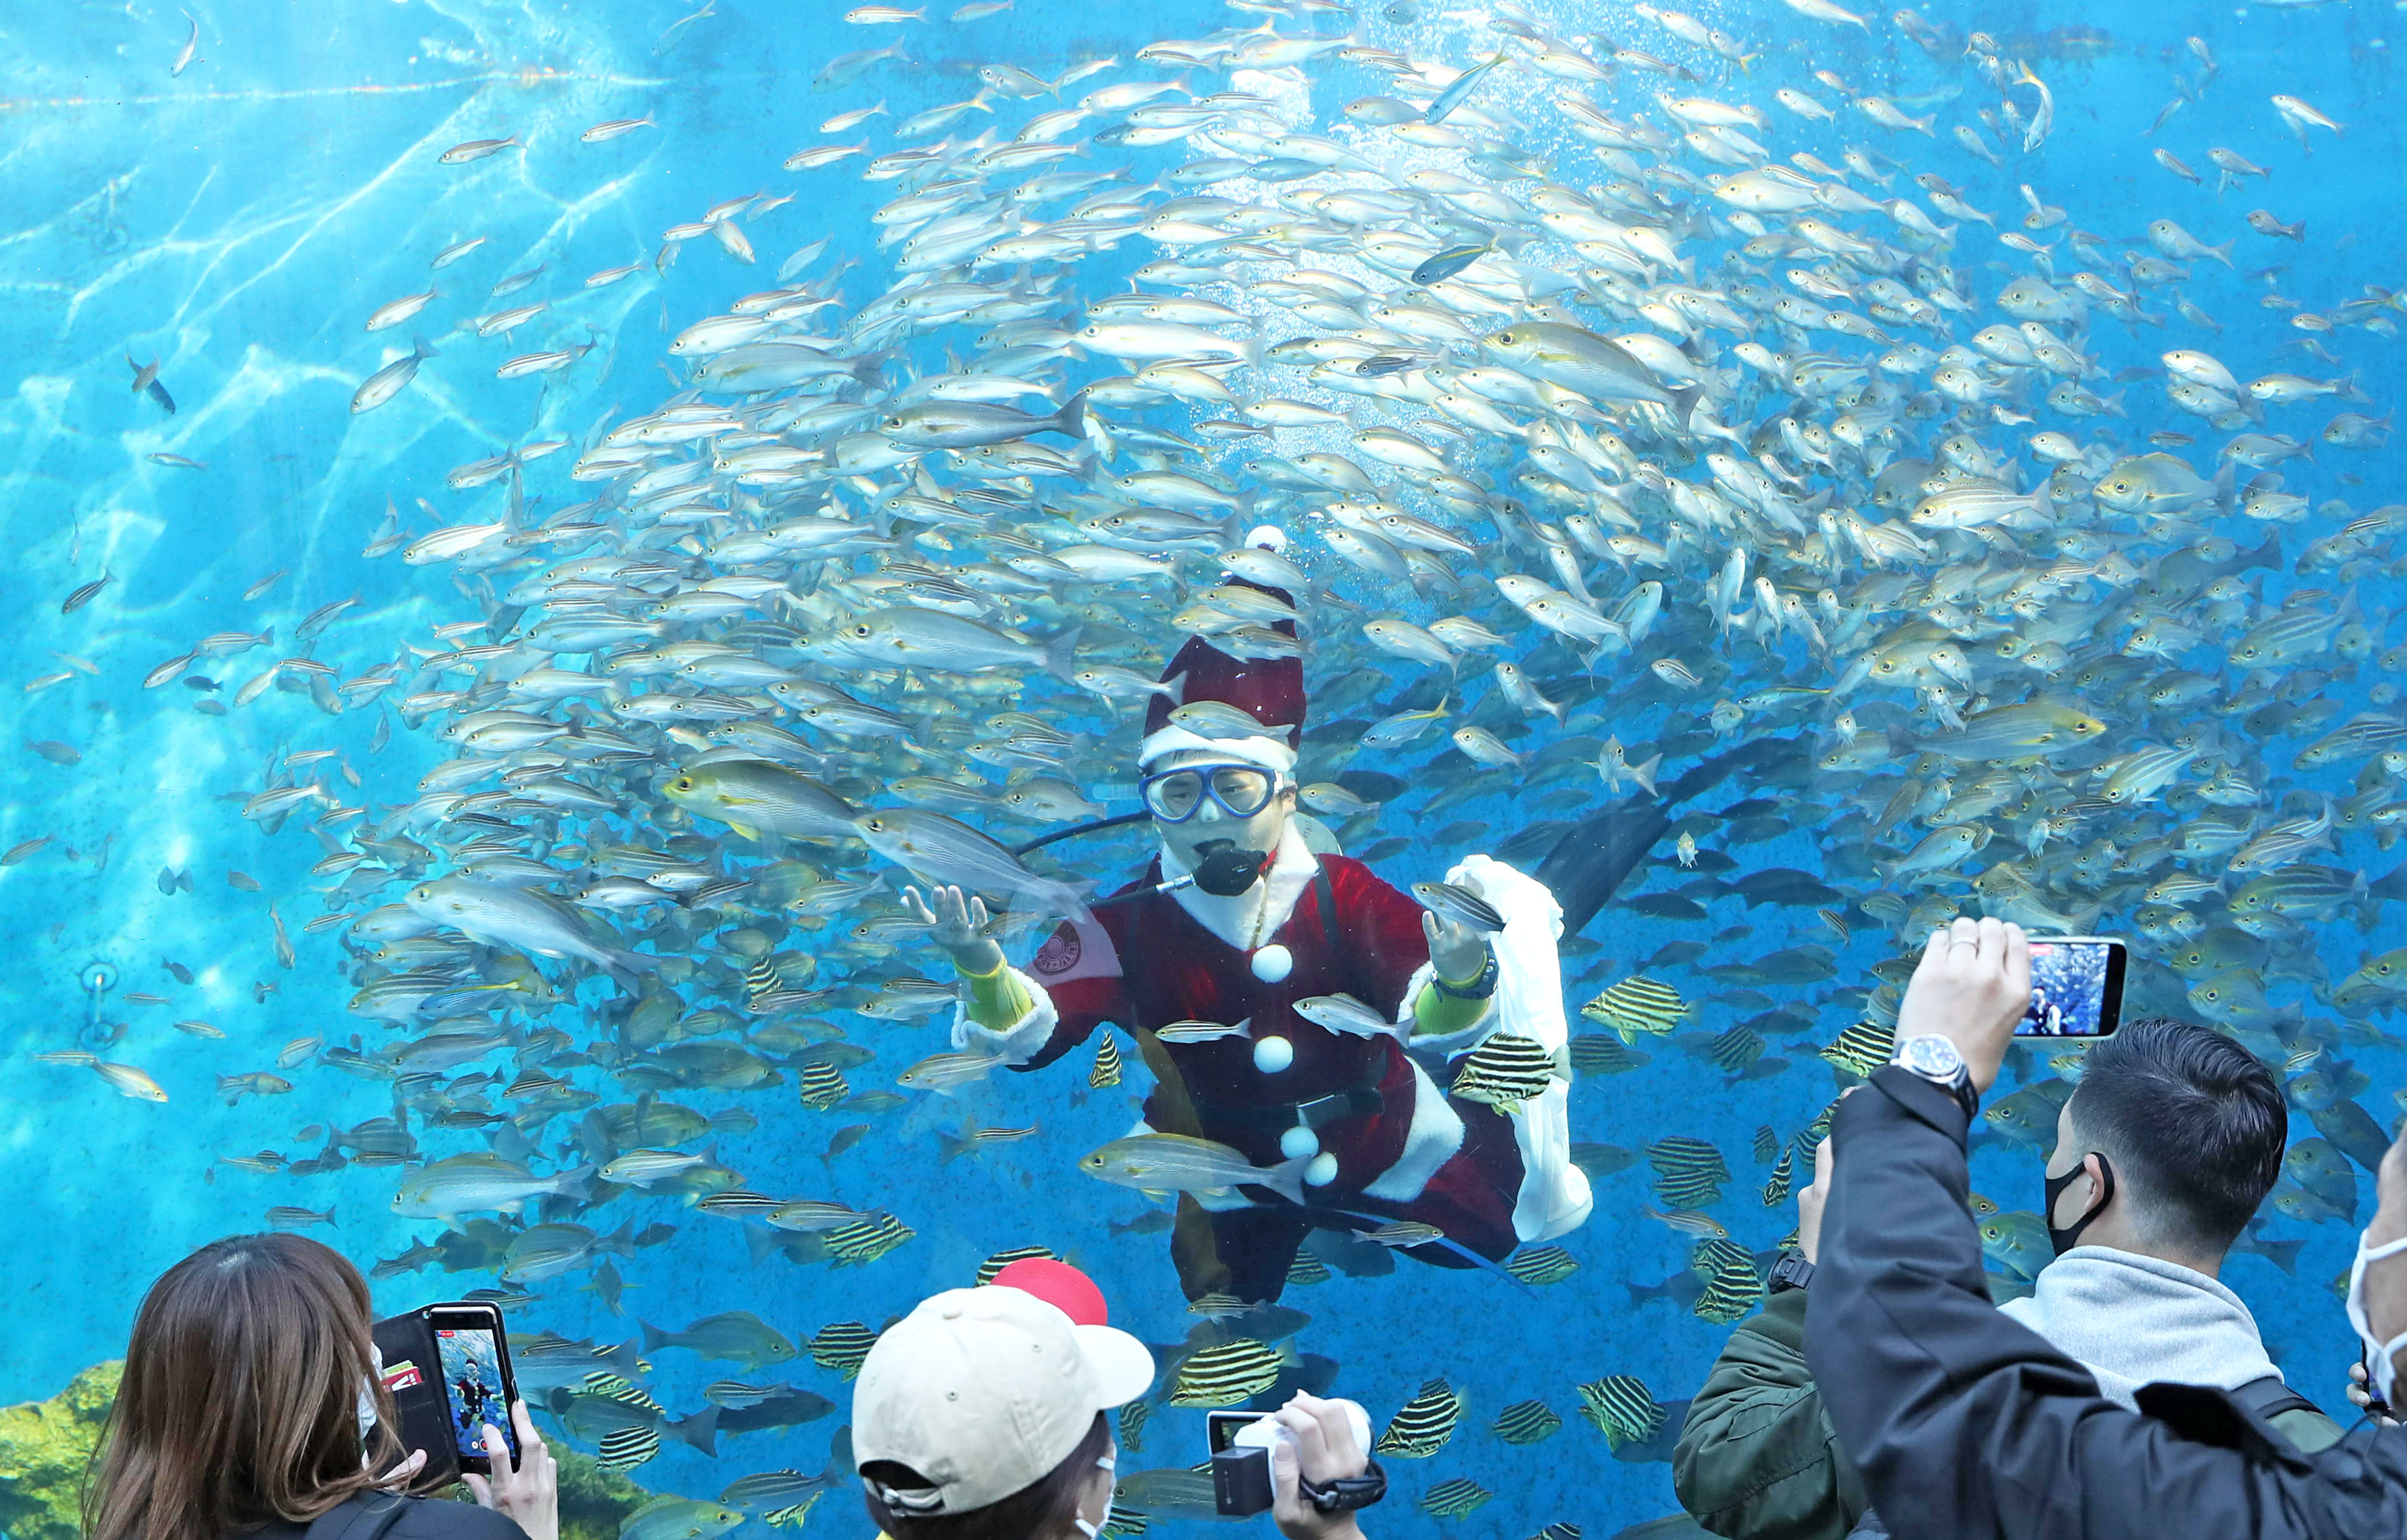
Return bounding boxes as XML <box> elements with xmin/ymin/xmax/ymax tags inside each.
<box><xmin>1071</xmin><ymin>1453</ymin><xmax>1115</xmax><ymax>1539</ymax></box>
<box><xmin>2345</xmin><ymin>1231</ymin><xmax>2407</xmax><ymax>1406</ymax></box>
<box><xmin>358</xmin><ymin>1345</ymin><xmax>385</xmax><ymax>1468</ymax></box>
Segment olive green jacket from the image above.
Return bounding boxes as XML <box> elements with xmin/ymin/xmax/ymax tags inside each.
<box><xmin>1674</xmin><ymin>1290</ymin><xmax>1865</xmax><ymax>1540</ymax></box>
<box><xmin>1672</xmin><ymin>1288</ymin><xmax>2347</xmax><ymax>1540</ymax></box>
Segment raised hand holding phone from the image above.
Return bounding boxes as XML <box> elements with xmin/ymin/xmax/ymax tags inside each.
<box><xmin>463</xmin><ymin>1400</ymin><xmax>558</xmax><ymax>1540</ymax></box>
<box><xmin>1894</xmin><ymin>916</ymin><xmax>2031</xmax><ymax>1095</ymax></box>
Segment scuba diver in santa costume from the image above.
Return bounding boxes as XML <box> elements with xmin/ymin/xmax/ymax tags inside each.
<box><xmin>904</xmin><ymin>533</ymin><xmax>1591</xmax><ymax>1304</ymax></box>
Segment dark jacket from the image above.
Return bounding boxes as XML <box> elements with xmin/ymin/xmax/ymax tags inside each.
<box><xmin>1674</xmin><ymin>1288</ymin><xmax>1867</xmax><ymax>1540</ymax></box>
<box><xmin>1806</xmin><ymin>1066</ymin><xmax>2407</xmax><ymax>1540</ymax></box>
<box><xmin>255</xmin><ymin>1495</ymin><xmax>527</xmax><ymax>1540</ymax></box>
<box><xmin>1676</xmin><ymin>1264</ymin><xmax>2345</xmax><ymax>1540</ymax></box>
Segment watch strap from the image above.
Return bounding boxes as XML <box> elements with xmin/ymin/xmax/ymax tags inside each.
<box><xmin>1300</xmin><ymin>1460</ymin><xmax>1387</xmax><ymax>1513</ymax></box>
<box><xmin>1768</xmin><ymin>1251</ymin><xmax>1815</xmax><ymax>1294</ymax></box>
<box><xmin>1432</xmin><ymin>949</ymin><xmax>1499</xmax><ymax>1000</ymax></box>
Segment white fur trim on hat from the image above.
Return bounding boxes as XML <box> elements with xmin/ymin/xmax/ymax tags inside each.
<box><xmin>1138</xmin><ymin>724</ymin><xmax>1298</xmax><ymax>774</ymax></box>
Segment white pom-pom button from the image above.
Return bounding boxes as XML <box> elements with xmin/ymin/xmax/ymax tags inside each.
<box><xmin>1250</xmin><ymin>944</ymin><xmax>1293</xmax><ymax>982</ymax></box>
<box><xmin>1245</xmin><ymin>525</ymin><xmax>1289</xmax><ymax>553</ymax></box>
<box><xmin>1304</xmin><ymin>1152</ymin><xmax>1338</xmax><ymax>1187</ymax></box>
<box><xmin>1253</xmin><ymin>1035</ymin><xmax>1294</xmax><ymax>1074</ymax></box>
<box><xmin>1279</xmin><ymin>1125</ymin><xmax>1319</xmax><ymax>1160</ymax></box>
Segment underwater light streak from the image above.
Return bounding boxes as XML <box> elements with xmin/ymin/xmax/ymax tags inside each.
<box><xmin>0</xmin><ymin>68</ymin><xmax>674</xmax><ymax>116</ymax></box>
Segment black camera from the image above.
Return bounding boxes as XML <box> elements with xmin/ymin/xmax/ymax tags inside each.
<box><xmin>1207</xmin><ymin>1407</ymin><xmax>1384</xmax><ymax>1519</ymax></box>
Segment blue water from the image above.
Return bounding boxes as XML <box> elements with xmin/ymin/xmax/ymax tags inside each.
<box><xmin>2</xmin><ymin>1</ymin><xmax>2402</xmax><ymax>1537</ymax></box>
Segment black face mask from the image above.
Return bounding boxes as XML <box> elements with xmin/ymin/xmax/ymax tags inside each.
<box><xmin>2043</xmin><ymin>1152</ymin><xmax>2116</xmax><ymax>1257</ymax></box>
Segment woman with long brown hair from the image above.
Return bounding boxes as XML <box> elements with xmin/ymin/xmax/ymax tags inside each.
<box><xmin>84</xmin><ymin>1234</ymin><xmax>557</xmax><ymax>1540</ymax></box>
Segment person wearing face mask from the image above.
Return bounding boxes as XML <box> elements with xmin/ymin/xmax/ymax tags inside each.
<box><xmin>84</xmin><ymin>1235</ymin><xmax>557</xmax><ymax>1540</ymax></box>
<box><xmin>904</xmin><ymin>531</ymin><xmax>1589</xmax><ymax>1304</ymax></box>
<box><xmin>1673</xmin><ymin>1010</ymin><xmax>2338</xmax><ymax>1540</ymax></box>
<box><xmin>1806</xmin><ymin>917</ymin><xmax>2407</xmax><ymax>1540</ymax></box>
<box><xmin>856</xmin><ymin>1258</ymin><xmax>1376</xmax><ymax>1540</ymax></box>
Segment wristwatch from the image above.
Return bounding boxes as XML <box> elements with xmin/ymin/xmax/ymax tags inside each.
<box><xmin>1768</xmin><ymin>1250</ymin><xmax>1815</xmax><ymax>1294</ymax></box>
<box><xmin>1894</xmin><ymin>1033</ymin><xmax>1980</xmax><ymax>1119</ymax></box>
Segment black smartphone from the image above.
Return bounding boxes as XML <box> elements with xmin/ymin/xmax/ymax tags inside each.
<box><xmin>375</xmin><ymin>1301</ymin><xmax>520</xmax><ymax>1481</ymax></box>
<box><xmin>2015</xmin><ymin>937</ymin><xmax>2128</xmax><ymax>1038</ymax></box>
<box><xmin>428</xmin><ymin>1303</ymin><xmax>521</xmax><ymax>1473</ymax></box>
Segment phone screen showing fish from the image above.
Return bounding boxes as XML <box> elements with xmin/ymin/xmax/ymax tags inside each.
<box><xmin>2016</xmin><ymin>938</ymin><xmax>2127</xmax><ymax>1037</ymax></box>
<box><xmin>430</xmin><ymin>1308</ymin><xmax>519</xmax><ymax>1465</ymax></box>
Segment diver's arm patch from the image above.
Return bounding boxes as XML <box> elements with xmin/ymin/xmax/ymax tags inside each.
<box><xmin>1032</xmin><ymin>912</ymin><xmax>1122</xmax><ymax>982</ymax></box>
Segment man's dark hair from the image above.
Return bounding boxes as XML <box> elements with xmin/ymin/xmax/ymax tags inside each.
<box><xmin>2065</xmin><ymin>1017</ymin><xmax>2286</xmax><ymax>1251</ymax></box>
<box><xmin>861</xmin><ymin>1412</ymin><xmax>1110</xmax><ymax>1540</ymax></box>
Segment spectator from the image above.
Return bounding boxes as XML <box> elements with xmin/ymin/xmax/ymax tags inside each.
<box><xmin>856</xmin><ymin>1258</ymin><xmax>1377</xmax><ymax>1540</ymax></box>
<box><xmin>84</xmin><ymin>1234</ymin><xmax>556</xmax><ymax>1540</ymax></box>
<box><xmin>1809</xmin><ymin>918</ymin><xmax>2407</xmax><ymax>1540</ymax></box>
<box><xmin>1675</xmin><ymin>1012</ymin><xmax>2337</xmax><ymax>1539</ymax></box>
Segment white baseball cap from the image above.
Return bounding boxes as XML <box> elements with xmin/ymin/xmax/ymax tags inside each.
<box><xmin>853</xmin><ymin>1284</ymin><xmax>1155</xmax><ymax>1515</ymax></box>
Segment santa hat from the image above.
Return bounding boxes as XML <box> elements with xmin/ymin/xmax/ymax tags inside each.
<box><xmin>1140</xmin><ymin>528</ymin><xmax>1304</xmax><ymax>777</ymax></box>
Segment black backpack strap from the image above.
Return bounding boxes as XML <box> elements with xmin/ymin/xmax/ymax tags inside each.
<box><xmin>2230</xmin><ymin>1374</ymin><xmax>2320</xmax><ymax>1423</ymax></box>
<box><xmin>303</xmin><ymin>1493</ymin><xmax>411</xmax><ymax>1540</ymax></box>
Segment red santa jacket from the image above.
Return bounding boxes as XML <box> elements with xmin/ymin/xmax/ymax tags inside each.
<box><xmin>1018</xmin><ymin>853</ymin><xmax>1439</xmax><ymax>1193</ymax></box>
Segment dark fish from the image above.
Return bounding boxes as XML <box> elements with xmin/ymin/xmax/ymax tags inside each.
<box><xmin>2309</xmin><ymin>1099</ymin><xmax>2391</xmax><ymax>1173</ymax></box>
<box><xmin>1373</xmin><ymin>1378</ymin><xmax>1463</xmax><ymax>1458</ymax></box>
<box><xmin>1503</xmin><ymin>1245</ymin><xmax>1578</xmax><ymax>1285</ymax></box>
<box><xmin>1647</xmin><ymin>1136</ymin><xmax>1730</xmax><ymax>1210</ymax></box>
<box><xmin>1412</xmin><ymin>879</ymin><xmax>1507</xmax><ymax>934</ymax></box>
<box><xmin>1284</xmin><ymin>1250</ymin><xmax>1331</xmax><ymax>1285</ymax></box>
<box><xmin>798</xmin><ymin>1061</ymin><xmax>849</xmax><ymax>1111</ymax></box>
<box><xmin>1582</xmin><ymin>976</ymin><xmax>1690</xmax><ymax>1040</ymax></box>
<box><xmin>825</xmin><ymin>1123</ymin><xmax>871</xmax><ymax>1160</ymax></box>
<box><xmin>1761</xmin><ymin>1146</ymin><xmax>1796</xmax><ymax>1207</ymax></box>
<box><xmin>1409</xmin><ymin>243</ymin><xmax>1491</xmax><ymax>287</ymax></box>
<box><xmin>1751</xmin><ymin>1125</ymin><xmax>1779</xmax><ymax>1164</ymax></box>
<box><xmin>719</xmin><ymin>1468</ymin><xmax>830</xmax><ymax>1509</ymax></box>
<box><xmin>1577</xmin><ymin>1376</ymin><xmax>1667</xmax><ymax>1449</ymax></box>
<box><xmin>1704</xmin><ymin>1024</ymin><xmax>1765</xmax><ymax>1075</ymax></box>
<box><xmin>1730</xmin><ymin>868</ymin><xmax>1844</xmax><ymax>908</ymax></box>
<box><xmin>62</xmin><ymin>573</ymin><xmax>113</xmax><ymax>613</ymax></box>
<box><xmin>598</xmin><ymin>1426</ymin><xmax>660</xmax><ymax>1471</ymax></box>
<box><xmin>1425</xmin><ymin>48</ymin><xmax>1507</xmax><ymax>124</ymax></box>
<box><xmin>743</xmin><ymin>956</ymin><xmax>783</xmax><ymax>1004</ymax></box>
<box><xmin>823</xmin><ymin>1212</ymin><xmax>913</xmax><ymax>1264</ymax></box>
<box><xmin>717</xmin><ymin>1386</ymin><xmax>836</xmax><ymax>1434</ymax></box>
<box><xmin>975</xmin><ymin>1243</ymin><xmax>1058</xmax><ymax>1285</ymax></box>
<box><xmin>1693</xmin><ymin>1255</ymin><xmax>1764</xmax><ymax>1325</ymax></box>
<box><xmin>1492</xmin><ymin>1399</ymin><xmax>1563</xmax><ymax>1444</ymax></box>
<box><xmin>1171</xmin><ymin>1339</ymin><xmax>1283</xmax><ymax>1407</ymax></box>
<box><xmin>1449</xmin><ymin>1033</ymin><xmax>1564</xmax><ymax>1106</ymax></box>
<box><xmin>1570</xmin><ymin>1142</ymin><xmax>1639</xmax><ymax>1178</ymax></box>
<box><xmin>1820</xmin><ymin>1020</ymin><xmax>1895</xmax><ymax>1078</ymax></box>
<box><xmin>809</xmin><ymin>1321</ymin><xmax>879</xmax><ymax>1378</ymax></box>
<box><xmin>1419</xmin><ymin>1478</ymin><xmax>1492</xmax><ymax>1519</ymax></box>
<box><xmin>1568</xmin><ymin>1035</ymin><xmax>1651</xmax><ymax>1074</ymax></box>
<box><xmin>1090</xmin><ymin>1033</ymin><xmax>1123</xmax><ymax>1088</ymax></box>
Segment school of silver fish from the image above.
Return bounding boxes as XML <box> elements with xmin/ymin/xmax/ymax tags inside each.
<box><xmin>43</xmin><ymin>0</ymin><xmax>2407</xmax><ymax>1533</ymax></box>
